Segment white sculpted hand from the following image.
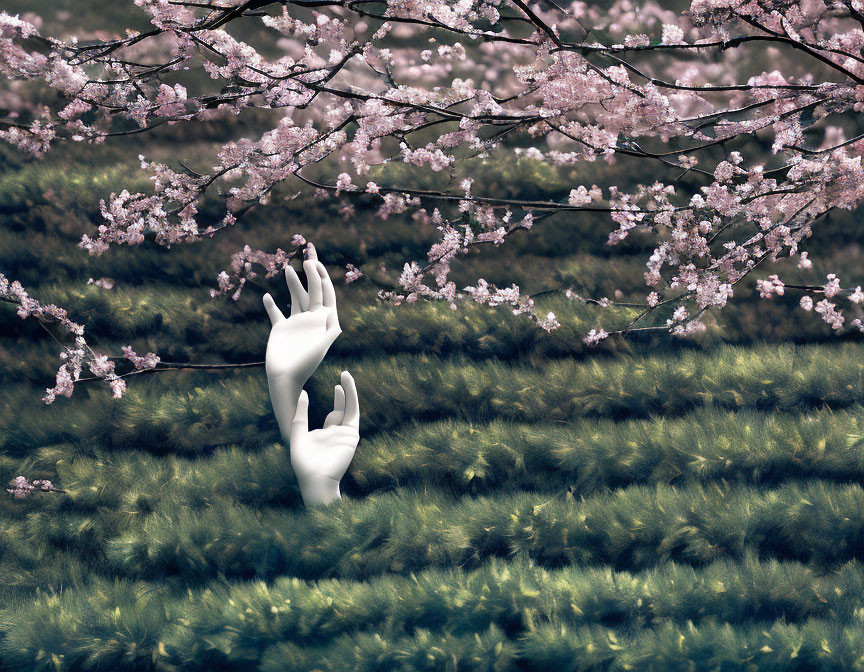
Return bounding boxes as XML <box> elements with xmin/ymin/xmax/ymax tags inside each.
<box><xmin>263</xmin><ymin>244</ymin><xmax>342</xmax><ymax>447</ymax></box>
<box><xmin>291</xmin><ymin>371</ymin><xmax>361</xmax><ymax>506</ymax></box>
<box><xmin>262</xmin><ymin>243</ymin><xmax>342</xmax><ymax>387</ymax></box>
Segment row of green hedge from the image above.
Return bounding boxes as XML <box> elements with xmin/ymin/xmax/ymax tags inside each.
<box><xmin>15</xmin><ymin>405</ymin><xmax>864</xmax><ymax>522</ymax></box>
<box><xmin>39</xmin><ymin>479</ymin><xmax>863</xmax><ymax>586</ymax></box>
<box><xmin>515</xmin><ymin>617</ymin><xmax>864</xmax><ymax>672</ymax></box>
<box><xmin>4</xmin><ymin>342</ymin><xmax>864</xmax><ymax>453</ymax></box>
<box><xmin>3</xmin><ymin>553</ymin><xmax>864</xmax><ymax>671</ymax></box>
<box><xmin>350</xmin><ymin>406</ymin><xmax>864</xmax><ymax>494</ymax></box>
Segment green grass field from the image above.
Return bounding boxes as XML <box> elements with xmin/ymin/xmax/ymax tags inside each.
<box><xmin>3</xmin><ymin>3</ymin><xmax>864</xmax><ymax>668</ymax></box>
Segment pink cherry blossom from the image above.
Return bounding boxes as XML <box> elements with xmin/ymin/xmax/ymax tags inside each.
<box><xmin>345</xmin><ymin>263</ymin><xmax>364</xmax><ymax>284</ymax></box>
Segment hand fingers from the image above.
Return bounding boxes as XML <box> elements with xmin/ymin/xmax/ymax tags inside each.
<box><xmin>333</xmin><ymin>384</ymin><xmax>346</xmax><ymax>412</ymax></box>
<box><xmin>305</xmin><ymin>242</ymin><xmax>318</xmax><ymax>262</ymax></box>
<box><xmin>323</xmin><ymin>384</ymin><xmax>345</xmax><ymax>428</ymax></box>
<box><xmin>285</xmin><ymin>265</ymin><xmax>309</xmax><ymax>315</ymax></box>
<box><xmin>304</xmin><ymin>259</ymin><xmax>323</xmax><ymax>310</ymax></box>
<box><xmin>317</xmin><ymin>261</ymin><xmax>337</xmax><ymax>310</ymax></box>
<box><xmin>290</xmin><ymin>390</ymin><xmax>309</xmax><ymax>443</ymax></box>
<box><xmin>262</xmin><ymin>293</ymin><xmax>285</xmax><ymax>325</ymax></box>
<box><xmin>340</xmin><ymin>370</ymin><xmax>360</xmax><ymax>430</ymax></box>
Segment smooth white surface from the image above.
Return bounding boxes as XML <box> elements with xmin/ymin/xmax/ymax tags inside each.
<box><xmin>263</xmin><ymin>245</ymin><xmax>359</xmax><ymax>506</ymax></box>
<box><xmin>290</xmin><ymin>372</ymin><xmax>361</xmax><ymax>506</ymax></box>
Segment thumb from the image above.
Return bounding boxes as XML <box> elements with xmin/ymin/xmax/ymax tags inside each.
<box><xmin>291</xmin><ymin>390</ymin><xmax>309</xmax><ymax>443</ymax></box>
<box><xmin>263</xmin><ymin>293</ymin><xmax>285</xmax><ymax>325</ymax></box>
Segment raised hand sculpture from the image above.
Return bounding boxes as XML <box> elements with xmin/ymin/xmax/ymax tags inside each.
<box><xmin>263</xmin><ymin>243</ymin><xmax>359</xmax><ymax>506</ymax></box>
<box><xmin>262</xmin><ymin>243</ymin><xmax>342</xmax><ymax>441</ymax></box>
<box><xmin>290</xmin><ymin>371</ymin><xmax>360</xmax><ymax>506</ymax></box>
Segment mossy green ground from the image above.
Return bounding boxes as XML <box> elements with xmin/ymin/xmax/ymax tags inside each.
<box><xmin>4</xmin><ymin>4</ymin><xmax>864</xmax><ymax>668</ymax></box>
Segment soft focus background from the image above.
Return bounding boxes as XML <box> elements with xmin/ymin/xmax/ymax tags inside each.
<box><xmin>3</xmin><ymin>1</ymin><xmax>864</xmax><ymax>670</ymax></box>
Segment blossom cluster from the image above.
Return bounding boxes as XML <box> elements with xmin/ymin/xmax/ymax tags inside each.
<box><xmin>2</xmin><ymin>273</ymin><xmax>159</xmax><ymax>402</ymax></box>
<box><xmin>211</xmin><ymin>237</ymin><xmax>309</xmax><ymax>301</ymax></box>
<box><xmin>121</xmin><ymin>346</ymin><xmax>160</xmax><ymax>371</ymax></box>
<box><xmin>6</xmin><ymin>476</ymin><xmax>58</xmax><ymax>498</ymax></box>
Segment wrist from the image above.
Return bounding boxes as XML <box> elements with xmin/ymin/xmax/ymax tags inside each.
<box><xmin>298</xmin><ymin>476</ymin><xmax>341</xmax><ymax>507</ymax></box>
<box><xmin>267</xmin><ymin>376</ymin><xmax>302</xmax><ymax>443</ymax></box>
<box><xmin>266</xmin><ymin>368</ymin><xmax>306</xmax><ymax>390</ymax></box>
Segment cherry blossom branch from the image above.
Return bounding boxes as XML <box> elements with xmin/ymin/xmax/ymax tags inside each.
<box><xmin>3</xmin><ymin>0</ymin><xmax>864</xmax><ymax>397</ymax></box>
<box><xmin>1</xmin><ymin>275</ymin><xmax>159</xmax><ymax>403</ymax></box>
<box><xmin>75</xmin><ymin>359</ymin><xmax>265</xmax><ymax>383</ymax></box>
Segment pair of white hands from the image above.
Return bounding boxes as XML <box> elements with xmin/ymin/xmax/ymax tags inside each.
<box><xmin>262</xmin><ymin>244</ymin><xmax>359</xmax><ymax>507</ymax></box>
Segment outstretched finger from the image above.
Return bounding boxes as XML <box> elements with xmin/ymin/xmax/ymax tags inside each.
<box><xmin>340</xmin><ymin>370</ymin><xmax>360</xmax><ymax>430</ymax></box>
<box><xmin>291</xmin><ymin>390</ymin><xmax>309</xmax><ymax>444</ymax></box>
<box><xmin>304</xmin><ymin>259</ymin><xmax>323</xmax><ymax>310</ymax></box>
<box><xmin>285</xmin><ymin>265</ymin><xmax>309</xmax><ymax>315</ymax></box>
<box><xmin>262</xmin><ymin>293</ymin><xmax>285</xmax><ymax>325</ymax></box>
<box><xmin>323</xmin><ymin>384</ymin><xmax>345</xmax><ymax>428</ymax></box>
<box><xmin>317</xmin><ymin>261</ymin><xmax>337</xmax><ymax>310</ymax></box>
